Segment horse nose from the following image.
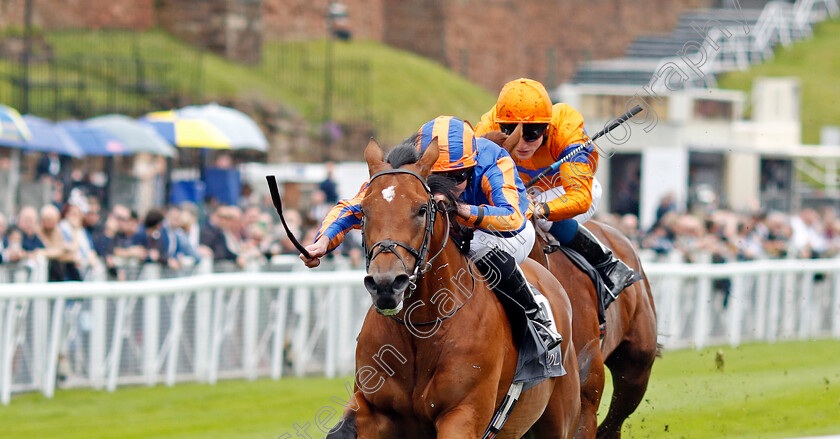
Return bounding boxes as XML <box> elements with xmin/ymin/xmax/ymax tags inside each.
<box><xmin>364</xmin><ymin>273</ymin><xmax>410</xmax><ymax>298</ymax></box>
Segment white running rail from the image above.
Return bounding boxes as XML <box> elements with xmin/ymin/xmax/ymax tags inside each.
<box><xmin>1</xmin><ymin>256</ymin><xmax>839</xmax><ymax>404</ymax></box>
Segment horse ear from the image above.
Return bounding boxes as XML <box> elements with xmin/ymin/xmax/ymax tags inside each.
<box><xmin>502</xmin><ymin>122</ymin><xmax>522</xmax><ymax>154</ymax></box>
<box><xmin>416</xmin><ymin>137</ymin><xmax>440</xmax><ymax>177</ymax></box>
<box><xmin>365</xmin><ymin>137</ymin><xmax>387</xmax><ymax>176</ymax></box>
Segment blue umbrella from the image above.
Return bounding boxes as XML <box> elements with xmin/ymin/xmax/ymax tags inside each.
<box><xmin>17</xmin><ymin>115</ymin><xmax>86</xmax><ymax>158</ymax></box>
<box><xmin>57</xmin><ymin>121</ymin><xmax>131</xmax><ymax>156</ymax></box>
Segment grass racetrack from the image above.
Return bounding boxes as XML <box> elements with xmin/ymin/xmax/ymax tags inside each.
<box><xmin>2</xmin><ymin>339</ymin><xmax>838</xmax><ymax>439</ymax></box>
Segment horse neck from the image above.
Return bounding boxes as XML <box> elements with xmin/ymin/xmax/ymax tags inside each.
<box><xmin>405</xmin><ymin>213</ymin><xmax>478</xmax><ymax>324</ymax></box>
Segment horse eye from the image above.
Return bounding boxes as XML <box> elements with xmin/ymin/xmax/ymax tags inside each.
<box><xmin>417</xmin><ymin>206</ymin><xmax>427</xmax><ymax>217</ymax></box>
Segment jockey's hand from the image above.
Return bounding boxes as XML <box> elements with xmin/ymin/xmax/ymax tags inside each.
<box><xmin>455</xmin><ymin>203</ymin><xmax>472</xmax><ymax>220</ymax></box>
<box><xmin>301</xmin><ymin>235</ymin><xmax>330</xmax><ymax>268</ymax></box>
<box><xmin>433</xmin><ymin>193</ymin><xmax>449</xmax><ymax>204</ymax></box>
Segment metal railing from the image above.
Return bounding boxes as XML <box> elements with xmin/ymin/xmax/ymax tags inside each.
<box><xmin>1</xmin><ymin>255</ymin><xmax>839</xmax><ymax>404</ymax></box>
<box><xmin>648</xmin><ymin>0</ymin><xmax>839</xmax><ymax>92</ymax></box>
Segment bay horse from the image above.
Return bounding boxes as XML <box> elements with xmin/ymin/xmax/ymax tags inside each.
<box><xmin>528</xmin><ymin>222</ymin><xmax>658</xmax><ymax>439</ymax></box>
<box><xmin>492</xmin><ymin>123</ymin><xmax>658</xmax><ymax>439</ymax></box>
<box><xmin>328</xmin><ymin>138</ymin><xmax>582</xmax><ymax>438</ymax></box>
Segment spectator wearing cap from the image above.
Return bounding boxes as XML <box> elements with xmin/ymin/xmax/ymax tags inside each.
<box><xmin>91</xmin><ymin>211</ymin><xmax>120</xmax><ymax>279</ymax></box>
<box><xmin>112</xmin><ymin>205</ymin><xmax>140</xmax><ymax>262</ymax></box>
<box><xmin>129</xmin><ymin>209</ymin><xmax>174</xmax><ymax>269</ymax></box>
<box><xmin>0</xmin><ymin>212</ymin><xmax>24</xmax><ymax>264</ymax></box>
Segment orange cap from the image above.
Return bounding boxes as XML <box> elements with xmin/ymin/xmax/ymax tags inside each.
<box><xmin>494</xmin><ymin>78</ymin><xmax>553</xmax><ymax>124</ymax></box>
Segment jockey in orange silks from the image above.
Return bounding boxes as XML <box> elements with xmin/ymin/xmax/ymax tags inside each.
<box><xmin>475</xmin><ymin>78</ymin><xmax>642</xmax><ymax>301</ymax></box>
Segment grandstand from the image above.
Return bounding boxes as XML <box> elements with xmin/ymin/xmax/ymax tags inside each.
<box><xmin>570</xmin><ymin>0</ymin><xmax>837</xmax><ymax>88</ymax></box>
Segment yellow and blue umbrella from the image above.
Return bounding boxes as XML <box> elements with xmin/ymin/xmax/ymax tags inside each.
<box><xmin>140</xmin><ymin>111</ymin><xmax>231</xmax><ymax>149</ymax></box>
<box><xmin>176</xmin><ymin>103</ymin><xmax>269</xmax><ymax>152</ymax></box>
<box><xmin>0</xmin><ymin>104</ymin><xmax>32</xmax><ymax>144</ymax></box>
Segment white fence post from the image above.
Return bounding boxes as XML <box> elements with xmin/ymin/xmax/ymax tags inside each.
<box><xmin>694</xmin><ymin>274</ymin><xmax>712</xmax><ymax>349</ymax></box>
<box><xmin>165</xmin><ymin>293</ymin><xmax>188</xmax><ymax>387</ymax></box>
<box><xmin>43</xmin><ymin>298</ymin><xmax>65</xmax><ymax>398</ymax></box>
<box><xmin>754</xmin><ymin>273</ymin><xmax>769</xmax><ymax>341</ymax></box>
<box><xmin>32</xmin><ymin>299</ymin><xmax>48</xmax><ymax>391</ymax></box>
<box><xmin>325</xmin><ymin>289</ymin><xmax>339</xmax><ymax>379</ymax></box>
<box><xmin>1</xmin><ymin>299</ymin><xmax>15</xmax><ymax>405</ymax></box>
<box><xmin>106</xmin><ymin>297</ymin><xmax>128</xmax><ymax>392</ymax></box>
<box><xmin>727</xmin><ymin>275</ymin><xmax>745</xmax><ymax>347</ymax></box>
<box><xmin>243</xmin><ymin>263</ymin><xmax>260</xmax><ymax>381</ymax></box>
<box><xmin>768</xmin><ymin>272</ymin><xmax>782</xmax><ymax>342</ymax></box>
<box><xmin>143</xmin><ymin>295</ymin><xmax>160</xmax><ymax>386</ymax></box>
<box><xmin>798</xmin><ymin>271</ymin><xmax>815</xmax><ymax>339</ymax></box>
<box><xmin>89</xmin><ymin>297</ymin><xmax>106</xmax><ymax>389</ymax></box>
<box><xmin>270</xmin><ymin>288</ymin><xmax>289</xmax><ymax>380</ymax></box>
<box><xmin>293</xmin><ymin>287</ymin><xmax>310</xmax><ymax>378</ymax></box>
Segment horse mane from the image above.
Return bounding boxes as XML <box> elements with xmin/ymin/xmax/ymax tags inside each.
<box><xmin>384</xmin><ymin>134</ymin><xmax>464</xmax><ymax>242</ymax></box>
<box><xmin>385</xmin><ymin>133</ymin><xmax>421</xmax><ymax>168</ymax></box>
<box><xmin>427</xmin><ymin>175</ymin><xmax>458</xmax><ymax>210</ymax></box>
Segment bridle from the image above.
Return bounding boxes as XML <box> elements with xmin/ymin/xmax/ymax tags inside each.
<box><xmin>362</xmin><ymin>168</ymin><xmax>449</xmax><ymax>294</ymax></box>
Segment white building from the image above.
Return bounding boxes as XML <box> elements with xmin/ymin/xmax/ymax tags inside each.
<box><xmin>553</xmin><ymin>77</ymin><xmax>839</xmax><ymax>230</ymax></box>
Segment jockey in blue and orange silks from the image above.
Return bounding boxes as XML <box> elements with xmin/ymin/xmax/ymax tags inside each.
<box><xmin>474</xmin><ymin>78</ymin><xmax>642</xmax><ymax>301</ymax></box>
<box><xmin>302</xmin><ymin>115</ymin><xmax>562</xmax><ymax>350</ymax></box>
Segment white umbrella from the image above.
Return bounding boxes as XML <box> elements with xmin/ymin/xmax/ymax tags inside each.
<box><xmin>176</xmin><ymin>103</ymin><xmax>269</xmax><ymax>152</ymax></box>
<box><xmin>87</xmin><ymin>114</ymin><xmax>177</xmax><ymax>157</ymax></box>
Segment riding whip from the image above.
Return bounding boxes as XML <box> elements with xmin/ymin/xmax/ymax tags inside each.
<box><xmin>524</xmin><ymin>105</ymin><xmax>643</xmax><ymax>188</ymax></box>
<box><xmin>266</xmin><ymin>175</ymin><xmax>313</xmax><ymax>259</ymax></box>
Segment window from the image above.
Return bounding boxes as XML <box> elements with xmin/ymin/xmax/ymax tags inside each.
<box><xmin>580</xmin><ymin>94</ymin><xmax>668</xmax><ymax>121</ymax></box>
<box><xmin>693</xmin><ymin>99</ymin><xmax>733</xmax><ymax>121</ymax></box>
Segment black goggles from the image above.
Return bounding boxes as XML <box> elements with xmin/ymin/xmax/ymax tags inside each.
<box><xmin>499</xmin><ymin>123</ymin><xmax>548</xmax><ymax>142</ymax></box>
<box><xmin>437</xmin><ymin>168</ymin><xmax>472</xmax><ymax>184</ymax></box>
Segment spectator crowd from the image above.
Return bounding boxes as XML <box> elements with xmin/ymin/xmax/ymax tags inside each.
<box><xmin>0</xmin><ymin>174</ymin><xmax>364</xmax><ymax>282</ymax></box>
<box><xmin>2</xmin><ymin>175</ymin><xmax>838</xmax><ymax>284</ymax></box>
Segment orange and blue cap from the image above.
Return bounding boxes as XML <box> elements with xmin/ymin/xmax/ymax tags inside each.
<box><xmin>417</xmin><ymin>116</ymin><xmax>477</xmax><ymax>172</ymax></box>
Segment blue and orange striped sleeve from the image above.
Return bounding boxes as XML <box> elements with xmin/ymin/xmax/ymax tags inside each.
<box><xmin>466</xmin><ymin>155</ymin><xmax>526</xmax><ymax>233</ymax></box>
<box><xmin>315</xmin><ymin>181</ymin><xmax>369</xmax><ymax>253</ymax></box>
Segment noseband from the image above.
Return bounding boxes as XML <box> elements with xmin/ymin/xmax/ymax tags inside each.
<box><xmin>362</xmin><ymin>168</ymin><xmax>444</xmax><ymax>293</ymax></box>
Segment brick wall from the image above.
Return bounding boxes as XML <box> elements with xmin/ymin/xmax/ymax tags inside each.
<box><xmin>262</xmin><ymin>0</ymin><xmax>384</xmax><ymax>41</ymax></box>
<box><xmin>430</xmin><ymin>0</ymin><xmax>715</xmax><ymax>91</ymax></box>
<box><xmin>0</xmin><ymin>0</ymin><xmax>154</xmax><ymax>30</ymax></box>
<box><xmin>0</xmin><ymin>0</ymin><xmax>722</xmax><ymax>90</ymax></box>
<box><xmin>158</xmin><ymin>0</ymin><xmax>262</xmax><ymax>64</ymax></box>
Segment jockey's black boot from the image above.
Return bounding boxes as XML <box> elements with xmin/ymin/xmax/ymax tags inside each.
<box><xmin>565</xmin><ymin>225</ymin><xmax>644</xmax><ymax>304</ymax></box>
<box><xmin>474</xmin><ymin>250</ymin><xmax>563</xmax><ymax>351</ymax></box>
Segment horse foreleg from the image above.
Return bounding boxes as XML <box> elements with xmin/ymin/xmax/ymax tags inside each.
<box><xmin>346</xmin><ymin>392</ymin><xmax>400</xmax><ymax>439</ymax></box>
<box><xmin>596</xmin><ymin>342</ymin><xmax>656</xmax><ymax>439</ymax></box>
<box><xmin>575</xmin><ymin>340</ymin><xmax>606</xmax><ymax>439</ymax></box>
<box><xmin>434</xmin><ymin>406</ymin><xmax>487</xmax><ymax>438</ymax></box>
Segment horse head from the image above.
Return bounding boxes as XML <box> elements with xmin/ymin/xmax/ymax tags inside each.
<box><xmin>360</xmin><ymin>137</ymin><xmax>440</xmax><ymax>315</ymax></box>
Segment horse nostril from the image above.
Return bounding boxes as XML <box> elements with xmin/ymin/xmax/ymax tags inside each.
<box><xmin>392</xmin><ymin>274</ymin><xmax>410</xmax><ymax>294</ymax></box>
<box><xmin>363</xmin><ymin>275</ymin><xmax>377</xmax><ymax>294</ymax></box>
